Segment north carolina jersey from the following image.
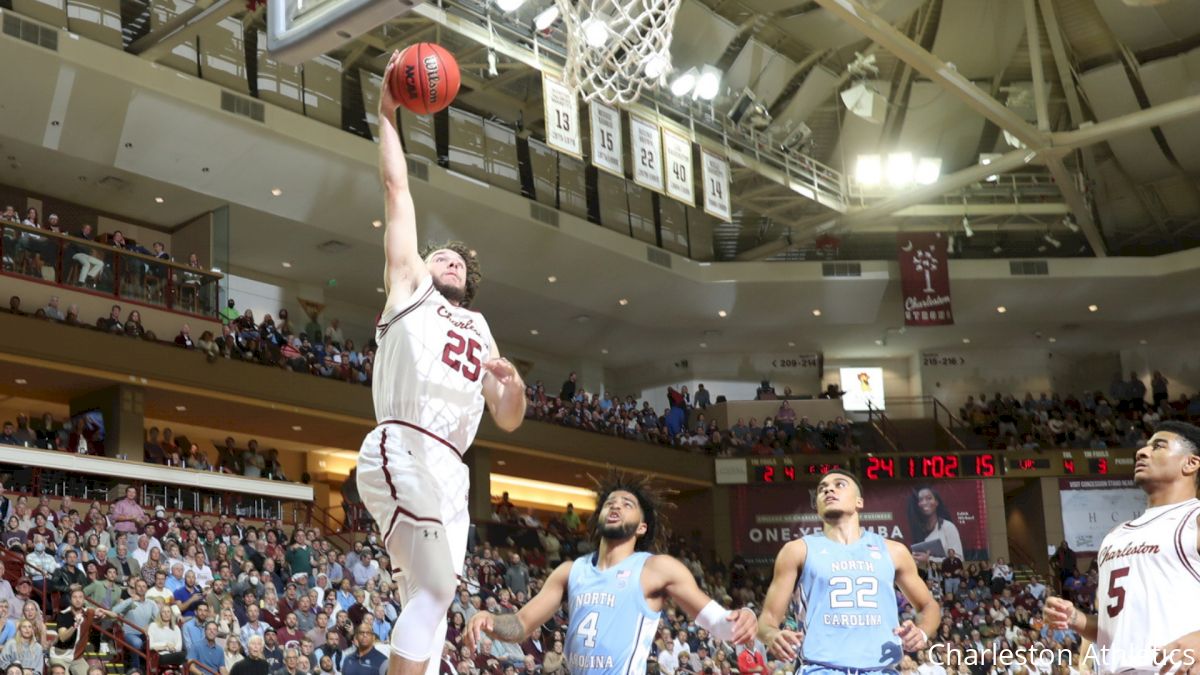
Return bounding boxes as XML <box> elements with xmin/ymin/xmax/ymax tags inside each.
<box><xmin>795</xmin><ymin>531</ymin><xmax>902</xmax><ymax>671</ymax></box>
<box><xmin>565</xmin><ymin>552</ymin><xmax>659</xmax><ymax>675</ymax></box>
<box><xmin>1095</xmin><ymin>498</ymin><xmax>1200</xmax><ymax>674</ymax></box>
<box><xmin>372</xmin><ymin>275</ymin><xmax>493</xmax><ymax>455</ymax></box>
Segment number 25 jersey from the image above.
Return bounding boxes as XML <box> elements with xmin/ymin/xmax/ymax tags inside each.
<box><xmin>373</xmin><ymin>275</ymin><xmax>493</xmax><ymax>455</ymax></box>
<box><xmin>794</xmin><ymin>531</ymin><xmax>901</xmax><ymax>671</ymax></box>
<box><xmin>1096</xmin><ymin>499</ymin><xmax>1200</xmax><ymax>674</ymax></box>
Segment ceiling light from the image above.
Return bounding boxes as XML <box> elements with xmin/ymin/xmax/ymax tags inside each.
<box><xmin>1088</xmin><ymin>304</ymin><xmax>1098</xmax><ymax>312</ymax></box>
<box><xmin>915</xmin><ymin>157</ymin><xmax>942</xmax><ymax>185</ymax></box>
<box><xmin>292</xmin><ymin>425</ymin><xmax>303</xmax><ymax>431</ymax></box>
<box><xmin>1048</xmin><ymin>337</ymin><xmax>1057</xmax><ymax>343</ymax></box>
<box><xmin>670</xmin><ymin>68</ymin><xmax>698</xmax><ymax>97</ymax></box>
<box><xmin>372</xmin><ymin>219</ymin><xmax>382</xmax><ymax>228</ymax></box>
<box><xmin>874</xmin><ymin>339</ymin><xmax>884</xmax><ymax>346</ymax></box>
<box><xmin>547</xmin><ymin>276</ymin><xmax>557</xmax><ymax>283</ymax></box>
<box><xmin>270</xmin><ymin>187</ymin><xmax>283</xmax><ymax>196</ymax></box>
<box><xmin>855</xmin><ymin>154</ymin><xmax>882</xmax><ymax>186</ymax></box>
<box><xmin>601</xmin><ymin>348</ymin><xmax>608</xmax><ymax>354</ymax></box>
<box><xmin>533</xmin><ymin>5</ymin><xmax>559</xmax><ymax>30</ymax></box>
<box><xmin>787</xmin><ymin>341</ymin><xmax>796</xmax><ymax>347</ymax></box>
<box><xmin>979</xmin><ymin>154</ymin><xmax>1000</xmax><ymax>182</ymax></box>
<box><xmin>1139</xmin><ymin>339</ymin><xmax>1148</xmax><ymax>345</ymax></box>
<box><xmin>495</xmin><ymin>0</ymin><xmax>525</xmax><ymax>11</ymax></box>
<box><xmin>376</xmin><ymin>287</ymin><xmax>385</xmax><ymax>293</ymax></box>
<box><xmin>699</xmin><ymin>342</ymin><xmax>707</xmax><ymax>348</ymax></box>
<box><xmin>717</xmin><ymin>310</ymin><xmax>727</xmax><ymax>318</ymax></box>
<box><xmin>693</xmin><ymin>66</ymin><xmax>722</xmax><ymax>100</ymax></box>
<box><xmin>1044</xmin><ymin>233</ymin><xmax>1061</xmax><ymax>248</ymax></box>
<box><xmin>175</xmin><ymin>405</ymin><xmax>187</xmax><ymax>411</ymax></box>
<box><xmin>812</xmin><ymin>309</ymin><xmax>822</xmax><ymax>317</ymax></box>
<box><xmin>617</xmin><ymin>298</ymin><xmax>629</xmax><ymax>306</ymax></box>
<box><xmin>996</xmin><ymin>306</ymin><xmax>1007</xmax><ymax>314</ymax></box>
<box><xmin>643</xmin><ymin>51</ymin><xmax>670</xmax><ymax>79</ymax></box>
<box><xmin>581</xmin><ymin>16</ymin><xmax>609</xmax><ymax>47</ymax></box>
<box><xmin>497</xmin><ymin>460</ymin><xmax>507</xmax><ymax>466</ymax></box>
<box><xmin>885</xmin><ymin>152</ymin><xmax>914</xmax><ymax>187</ymax></box>
<box><xmin>13</xmin><ymin>378</ymin><xmax>26</xmax><ymax>385</ymax></box>
<box><xmin>281</xmin><ymin>261</ymin><xmax>292</xmax><ymax>268</ymax></box>
<box><xmin>530</xmin><ymin>329</ymin><xmax>539</xmax><ymax>335</ymax></box>
<box><xmin>840</xmin><ymin>83</ymin><xmax>886</xmax><ymax>123</ymax></box>
<box><xmin>154</xmin><ymin>197</ymin><xmax>164</xmax><ymax>204</ymax></box>
<box><xmin>962</xmin><ymin>338</ymin><xmax>971</xmax><ymax>344</ymax></box>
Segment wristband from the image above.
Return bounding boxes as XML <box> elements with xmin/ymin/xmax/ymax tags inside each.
<box><xmin>695</xmin><ymin>600</ymin><xmax>737</xmax><ymax>642</ymax></box>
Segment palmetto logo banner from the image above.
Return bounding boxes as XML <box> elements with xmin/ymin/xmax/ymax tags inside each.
<box><xmin>897</xmin><ymin>232</ymin><xmax>954</xmax><ymax>326</ymax></box>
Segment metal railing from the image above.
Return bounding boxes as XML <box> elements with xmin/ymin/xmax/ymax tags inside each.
<box><xmin>0</xmin><ymin>219</ymin><xmax>222</xmax><ymax>319</ymax></box>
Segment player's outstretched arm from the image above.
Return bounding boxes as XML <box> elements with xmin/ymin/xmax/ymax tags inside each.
<box><xmin>757</xmin><ymin>538</ymin><xmax>806</xmax><ymax>661</ymax></box>
<box><xmin>482</xmin><ymin>345</ymin><xmax>526</xmax><ymax>432</ymax></box>
<box><xmin>647</xmin><ymin>555</ymin><xmax>757</xmax><ymax>646</ymax></box>
<box><xmin>1044</xmin><ymin>596</ymin><xmax>1098</xmax><ymax>643</ymax></box>
<box><xmin>888</xmin><ymin>540</ymin><xmax>940</xmax><ymax>652</ymax></box>
<box><xmin>464</xmin><ymin>560</ymin><xmax>571</xmax><ymax>650</ymax></box>
<box><xmin>378</xmin><ymin>50</ymin><xmax>425</xmax><ymax>300</ymax></box>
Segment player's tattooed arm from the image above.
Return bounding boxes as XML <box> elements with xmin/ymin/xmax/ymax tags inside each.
<box><xmin>490</xmin><ymin>614</ymin><xmax>525</xmax><ymax>642</ymax></box>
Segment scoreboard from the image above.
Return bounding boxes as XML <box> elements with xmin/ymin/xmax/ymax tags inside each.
<box><xmin>734</xmin><ymin>449</ymin><xmax>1133</xmax><ymax>485</ymax></box>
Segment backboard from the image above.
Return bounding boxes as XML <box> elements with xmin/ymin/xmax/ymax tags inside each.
<box><xmin>266</xmin><ymin>0</ymin><xmax>426</xmax><ymax>65</ymax></box>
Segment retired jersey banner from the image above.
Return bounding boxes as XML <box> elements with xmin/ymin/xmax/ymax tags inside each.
<box><xmin>898</xmin><ymin>232</ymin><xmax>954</xmax><ymax>326</ymax></box>
<box><xmin>730</xmin><ymin>481</ymin><xmax>988</xmax><ymax>565</ymax></box>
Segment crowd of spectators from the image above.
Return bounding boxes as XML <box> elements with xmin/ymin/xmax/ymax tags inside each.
<box><xmin>0</xmin><ymin>475</ymin><xmax>1094</xmax><ymax>675</ymax></box>
<box><xmin>1</xmin><ymin>207</ymin><xmax>208</xmax><ymax>304</ymax></box>
<box><xmin>959</xmin><ymin>371</ymin><xmax>1187</xmax><ymax>451</ymax></box>
<box><xmin>523</xmin><ymin>374</ymin><xmax>858</xmax><ymax>456</ymax></box>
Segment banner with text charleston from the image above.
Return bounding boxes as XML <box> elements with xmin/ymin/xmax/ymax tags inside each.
<box><xmin>897</xmin><ymin>232</ymin><xmax>954</xmax><ymax>326</ymax></box>
<box><xmin>730</xmin><ymin>481</ymin><xmax>988</xmax><ymax>565</ymax></box>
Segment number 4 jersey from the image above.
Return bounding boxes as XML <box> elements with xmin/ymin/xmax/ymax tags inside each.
<box><xmin>565</xmin><ymin>552</ymin><xmax>659</xmax><ymax>675</ymax></box>
<box><xmin>794</xmin><ymin>531</ymin><xmax>902</xmax><ymax>671</ymax></box>
<box><xmin>373</xmin><ymin>275</ymin><xmax>493</xmax><ymax>454</ymax></box>
<box><xmin>1096</xmin><ymin>498</ymin><xmax>1200</xmax><ymax>674</ymax></box>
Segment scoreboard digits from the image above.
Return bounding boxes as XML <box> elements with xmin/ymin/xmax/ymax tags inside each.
<box><xmin>748</xmin><ymin>450</ymin><xmax>1124</xmax><ymax>483</ymax></box>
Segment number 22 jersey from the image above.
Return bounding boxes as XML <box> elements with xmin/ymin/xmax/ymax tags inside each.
<box><xmin>1096</xmin><ymin>498</ymin><xmax>1200</xmax><ymax>674</ymax></box>
<box><xmin>794</xmin><ymin>531</ymin><xmax>901</xmax><ymax>671</ymax></box>
<box><xmin>373</xmin><ymin>275</ymin><xmax>494</xmax><ymax>454</ymax></box>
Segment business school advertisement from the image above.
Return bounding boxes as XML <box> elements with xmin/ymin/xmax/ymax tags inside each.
<box><xmin>729</xmin><ymin>481</ymin><xmax>988</xmax><ymax>564</ymax></box>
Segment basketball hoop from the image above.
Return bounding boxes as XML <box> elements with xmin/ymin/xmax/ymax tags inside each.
<box><xmin>554</xmin><ymin>0</ymin><xmax>683</xmax><ymax>105</ymax></box>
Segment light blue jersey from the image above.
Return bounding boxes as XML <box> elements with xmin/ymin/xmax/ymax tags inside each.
<box><xmin>794</xmin><ymin>531</ymin><xmax>902</xmax><ymax>673</ymax></box>
<box><xmin>565</xmin><ymin>551</ymin><xmax>660</xmax><ymax>675</ymax></box>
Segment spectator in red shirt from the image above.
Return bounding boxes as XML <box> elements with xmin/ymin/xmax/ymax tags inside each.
<box><xmin>735</xmin><ymin>644</ymin><xmax>765</xmax><ymax>675</ymax></box>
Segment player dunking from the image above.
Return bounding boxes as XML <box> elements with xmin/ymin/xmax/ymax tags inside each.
<box><xmin>463</xmin><ymin>472</ymin><xmax>758</xmax><ymax>675</ymax></box>
<box><xmin>758</xmin><ymin>470</ymin><xmax>940</xmax><ymax>674</ymax></box>
<box><xmin>357</xmin><ymin>49</ymin><xmax>527</xmax><ymax>675</ymax></box>
<box><xmin>1046</xmin><ymin>421</ymin><xmax>1200</xmax><ymax>674</ymax></box>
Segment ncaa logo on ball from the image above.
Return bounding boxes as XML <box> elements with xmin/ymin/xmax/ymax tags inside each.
<box><xmin>402</xmin><ymin>64</ymin><xmax>420</xmax><ymax>100</ymax></box>
<box><xmin>423</xmin><ymin>55</ymin><xmax>441</xmax><ymax>103</ymax></box>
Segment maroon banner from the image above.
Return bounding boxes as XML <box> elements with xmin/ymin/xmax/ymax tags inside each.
<box><xmin>730</xmin><ymin>481</ymin><xmax>988</xmax><ymax>564</ymax></box>
<box><xmin>898</xmin><ymin>232</ymin><xmax>954</xmax><ymax>326</ymax></box>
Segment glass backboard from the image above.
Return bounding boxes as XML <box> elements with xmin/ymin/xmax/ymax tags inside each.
<box><xmin>266</xmin><ymin>0</ymin><xmax>425</xmax><ymax>65</ymax></box>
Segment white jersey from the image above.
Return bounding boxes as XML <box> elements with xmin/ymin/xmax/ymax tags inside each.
<box><xmin>1095</xmin><ymin>498</ymin><xmax>1200</xmax><ymax>674</ymax></box>
<box><xmin>372</xmin><ymin>275</ymin><xmax>493</xmax><ymax>458</ymax></box>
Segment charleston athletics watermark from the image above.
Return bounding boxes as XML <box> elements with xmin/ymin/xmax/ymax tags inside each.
<box><xmin>925</xmin><ymin>642</ymin><xmax>1196</xmax><ymax>669</ymax></box>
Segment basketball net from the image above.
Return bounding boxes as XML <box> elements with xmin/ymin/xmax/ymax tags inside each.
<box><xmin>555</xmin><ymin>0</ymin><xmax>683</xmax><ymax>105</ymax></box>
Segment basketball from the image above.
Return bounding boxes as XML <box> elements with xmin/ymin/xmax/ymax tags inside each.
<box><xmin>389</xmin><ymin>43</ymin><xmax>461</xmax><ymax>115</ymax></box>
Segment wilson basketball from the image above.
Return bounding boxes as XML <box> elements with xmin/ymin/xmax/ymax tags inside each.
<box><xmin>389</xmin><ymin>43</ymin><xmax>461</xmax><ymax>115</ymax></box>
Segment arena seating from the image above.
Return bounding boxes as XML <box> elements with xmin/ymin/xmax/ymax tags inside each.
<box><xmin>0</xmin><ymin>473</ymin><xmax>1085</xmax><ymax>675</ymax></box>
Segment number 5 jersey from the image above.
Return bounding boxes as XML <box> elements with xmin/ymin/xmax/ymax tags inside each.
<box><xmin>1095</xmin><ymin>498</ymin><xmax>1200</xmax><ymax>674</ymax></box>
<box><xmin>794</xmin><ymin>531</ymin><xmax>902</xmax><ymax>671</ymax></box>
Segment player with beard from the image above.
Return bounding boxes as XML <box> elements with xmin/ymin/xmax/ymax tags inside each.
<box><xmin>356</xmin><ymin>50</ymin><xmax>528</xmax><ymax>675</ymax></box>
<box><xmin>757</xmin><ymin>469</ymin><xmax>939</xmax><ymax>674</ymax></box>
<box><xmin>1046</xmin><ymin>421</ymin><xmax>1200</xmax><ymax>674</ymax></box>
<box><xmin>464</xmin><ymin>472</ymin><xmax>757</xmax><ymax>675</ymax></box>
